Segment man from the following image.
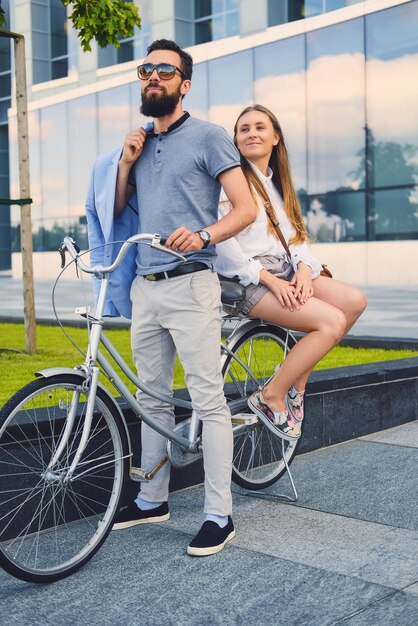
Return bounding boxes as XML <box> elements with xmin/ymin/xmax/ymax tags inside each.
<box><xmin>87</xmin><ymin>39</ymin><xmax>255</xmax><ymax>556</ymax></box>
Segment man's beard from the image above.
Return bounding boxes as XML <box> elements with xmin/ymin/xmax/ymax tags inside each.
<box><xmin>140</xmin><ymin>85</ymin><xmax>182</xmax><ymax>118</ymax></box>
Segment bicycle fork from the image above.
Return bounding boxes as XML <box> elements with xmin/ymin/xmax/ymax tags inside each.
<box><xmin>44</xmin><ymin>367</ymin><xmax>101</xmax><ymax>483</ymax></box>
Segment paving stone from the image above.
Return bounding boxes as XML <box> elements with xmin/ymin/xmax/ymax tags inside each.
<box><xmin>404</xmin><ymin>583</ymin><xmax>418</xmax><ymax>597</ymax></box>
<box><xmin>0</xmin><ymin>525</ymin><xmax>394</xmax><ymax>626</ymax></box>
<box><xmin>165</xmin><ymin>487</ymin><xmax>418</xmax><ymax>590</ymax></box>
<box><xmin>268</xmin><ymin>438</ymin><xmax>418</xmax><ymax>531</ymax></box>
<box><xmin>341</xmin><ymin>590</ymin><xmax>418</xmax><ymax>625</ymax></box>
<box><xmin>360</xmin><ymin>421</ymin><xmax>418</xmax><ymax>448</ymax></box>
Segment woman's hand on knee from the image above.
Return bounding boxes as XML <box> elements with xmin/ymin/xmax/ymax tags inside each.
<box><xmin>290</xmin><ymin>263</ymin><xmax>313</xmax><ymax>305</ymax></box>
<box><xmin>260</xmin><ymin>270</ymin><xmax>300</xmax><ymax>312</ymax></box>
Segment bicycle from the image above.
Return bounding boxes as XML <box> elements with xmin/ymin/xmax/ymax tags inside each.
<box><xmin>0</xmin><ymin>234</ymin><xmax>299</xmax><ymax>583</ymax></box>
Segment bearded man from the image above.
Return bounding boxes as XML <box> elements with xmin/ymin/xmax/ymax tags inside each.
<box><xmin>86</xmin><ymin>39</ymin><xmax>255</xmax><ymax>556</ymax></box>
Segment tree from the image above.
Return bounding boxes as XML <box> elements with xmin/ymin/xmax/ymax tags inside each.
<box><xmin>0</xmin><ymin>1</ymin><xmax>141</xmax><ymax>50</ymax></box>
<box><xmin>62</xmin><ymin>0</ymin><xmax>141</xmax><ymax>52</ymax></box>
<box><xmin>0</xmin><ymin>0</ymin><xmax>141</xmax><ymax>354</ymax></box>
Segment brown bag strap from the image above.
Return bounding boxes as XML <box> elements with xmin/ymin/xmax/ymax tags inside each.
<box><xmin>263</xmin><ymin>201</ymin><xmax>292</xmax><ymax>258</ymax></box>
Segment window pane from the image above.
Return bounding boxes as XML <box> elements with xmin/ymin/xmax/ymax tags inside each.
<box><xmin>366</xmin><ymin>2</ymin><xmax>418</xmax><ymax>188</ymax></box>
<box><xmin>98</xmin><ymin>46</ymin><xmax>117</xmax><ymax>69</ymax></box>
<box><xmin>51</xmin><ymin>58</ymin><xmax>68</xmax><ymax>80</ymax></box>
<box><xmin>307</xmin><ymin>18</ymin><xmax>365</xmax><ymax>195</ymax></box>
<box><xmin>211</xmin><ymin>15</ymin><xmax>225</xmax><ymax>40</ymax></box>
<box><xmin>118</xmin><ymin>39</ymin><xmax>134</xmax><ymax>64</ymax></box>
<box><xmin>28</xmin><ymin>110</ymin><xmax>43</xmax><ymax>223</ymax></box>
<box><xmin>195</xmin><ymin>0</ymin><xmax>213</xmax><ymax>19</ymax></box>
<box><xmin>68</xmin><ymin>95</ymin><xmax>98</xmax><ymax>219</ymax></box>
<box><xmin>208</xmin><ymin>50</ymin><xmax>253</xmax><ymax>135</ymax></box>
<box><xmin>0</xmin><ymin>37</ymin><xmax>11</xmax><ymax>73</ymax></box>
<box><xmin>98</xmin><ymin>86</ymin><xmax>131</xmax><ymax>153</ymax></box>
<box><xmin>0</xmin><ymin>100</ymin><xmax>11</xmax><ymax>124</ymax></box>
<box><xmin>369</xmin><ymin>187</ymin><xmax>418</xmax><ymax>240</ymax></box>
<box><xmin>50</xmin><ymin>0</ymin><xmax>68</xmax><ymax>58</ymax></box>
<box><xmin>304</xmin><ymin>1</ymin><xmax>323</xmax><ymax>18</ymax></box>
<box><xmin>307</xmin><ymin>191</ymin><xmax>366</xmax><ymax>242</ymax></box>
<box><xmin>0</xmin><ymin>74</ymin><xmax>11</xmax><ymax>99</ymax></box>
<box><xmin>226</xmin><ymin>0</ymin><xmax>239</xmax><ymax>10</ymax></box>
<box><xmin>40</xmin><ymin>103</ymin><xmax>69</xmax><ymax>223</ymax></box>
<box><xmin>195</xmin><ymin>20</ymin><xmax>212</xmax><ymax>44</ymax></box>
<box><xmin>255</xmin><ymin>36</ymin><xmax>306</xmax><ymax>193</ymax></box>
<box><xmin>184</xmin><ymin>62</ymin><xmax>208</xmax><ymax>120</ymax></box>
<box><xmin>226</xmin><ymin>10</ymin><xmax>239</xmax><ymax>37</ymax></box>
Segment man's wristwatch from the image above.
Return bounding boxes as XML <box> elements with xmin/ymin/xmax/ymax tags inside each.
<box><xmin>196</xmin><ymin>230</ymin><xmax>211</xmax><ymax>249</ymax></box>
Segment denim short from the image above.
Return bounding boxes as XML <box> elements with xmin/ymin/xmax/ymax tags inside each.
<box><xmin>240</xmin><ymin>255</ymin><xmax>295</xmax><ymax>316</ymax></box>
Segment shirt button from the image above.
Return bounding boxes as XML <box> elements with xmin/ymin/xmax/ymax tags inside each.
<box><xmin>157</xmin><ymin>149</ymin><xmax>161</xmax><ymax>154</ymax></box>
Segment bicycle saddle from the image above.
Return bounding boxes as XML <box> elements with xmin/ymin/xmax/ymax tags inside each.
<box><xmin>218</xmin><ymin>275</ymin><xmax>245</xmax><ymax>309</ymax></box>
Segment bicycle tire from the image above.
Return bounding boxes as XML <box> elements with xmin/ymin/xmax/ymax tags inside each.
<box><xmin>0</xmin><ymin>374</ymin><xmax>128</xmax><ymax>583</ymax></box>
<box><xmin>222</xmin><ymin>323</ymin><xmax>300</xmax><ymax>490</ymax></box>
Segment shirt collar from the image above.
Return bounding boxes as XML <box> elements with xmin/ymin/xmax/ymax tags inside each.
<box><xmin>247</xmin><ymin>159</ymin><xmax>273</xmax><ymax>186</ymax></box>
<box><xmin>145</xmin><ymin>111</ymin><xmax>190</xmax><ymax>136</ymax></box>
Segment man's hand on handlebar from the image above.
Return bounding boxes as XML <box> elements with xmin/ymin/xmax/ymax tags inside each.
<box><xmin>165</xmin><ymin>227</ymin><xmax>205</xmax><ymax>253</ymax></box>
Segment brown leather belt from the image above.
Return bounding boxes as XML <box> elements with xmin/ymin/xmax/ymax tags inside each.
<box><xmin>143</xmin><ymin>261</ymin><xmax>209</xmax><ymax>282</ymax></box>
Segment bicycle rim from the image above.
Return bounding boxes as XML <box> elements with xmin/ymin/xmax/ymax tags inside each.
<box><xmin>0</xmin><ymin>375</ymin><xmax>125</xmax><ymax>583</ymax></box>
<box><xmin>223</xmin><ymin>325</ymin><xmax>299</xmax><ymax>490</ymax></box>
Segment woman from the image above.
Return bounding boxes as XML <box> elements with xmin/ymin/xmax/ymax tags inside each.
<box><xmin>216</xmin><ymin>104</ymin><xmax>367</xmax><ymax>441</ymax></box>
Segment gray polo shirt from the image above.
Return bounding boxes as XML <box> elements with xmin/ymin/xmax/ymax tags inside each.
<box><xmin>128</xmin><ymin>114</ymin><xmax>241</xmax><ymax>274</ymax></box>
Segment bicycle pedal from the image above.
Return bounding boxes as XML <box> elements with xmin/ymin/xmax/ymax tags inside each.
<box><xmin>231</xmin><ymin>413</ymin><xmax>258</xmax><ymax>426</ymax></box>
<box><xmin>129</xmin><ymin>467</ymin><xmax>149</xmax><ymax>482</ymax></box>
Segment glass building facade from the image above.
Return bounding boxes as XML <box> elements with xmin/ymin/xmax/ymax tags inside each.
<box><xmin>4</xmin><ymin>0</ymin><xmax>418</xmax><ymax>283</ymax></box>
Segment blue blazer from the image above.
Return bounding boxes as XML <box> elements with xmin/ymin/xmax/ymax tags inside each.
<box><xmin>85</xmin><ymin>148</ymin><xmax>139</xmax><ymax>319</ymax></box>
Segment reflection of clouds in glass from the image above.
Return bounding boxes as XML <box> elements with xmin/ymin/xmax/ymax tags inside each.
<box><xmin>308</xmin><ymin>52</ymin><xmax>365</xmax><ymax>193</ymax></box>
<box><xmin>254</xmin><ymin>72</ymin><xmax>306</xmax><ymax>189</ymax></box>
<box><xmin>99</xmin><ymin>103</ymin><xmax>131</xmax><ymax>133</ymax></box>
<box><xmin>367</xmin><ymin>54</ymin><xmax>418</xmax><ymax>144</ymax></box>
<box><xmin>209</xmin><ymin>102</ymin><xmax>252</xmax><ymax>136</ymax></box>
<box><xmin>306</xmin><ymin>198</ymin><xmax>350</xmax><ymax>242</ymax></box>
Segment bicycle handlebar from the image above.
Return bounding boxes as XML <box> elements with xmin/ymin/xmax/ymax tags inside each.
<box><xmin>59</xmin><ymin>234</ymin><xmax>186</xmax><ymax>277</ymax></box>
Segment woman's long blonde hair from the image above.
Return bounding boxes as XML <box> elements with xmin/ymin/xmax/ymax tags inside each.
<box><xmin>234</xmin><ymin>104</ymin><xmax>309</xmax><ymax>245</ymax></box>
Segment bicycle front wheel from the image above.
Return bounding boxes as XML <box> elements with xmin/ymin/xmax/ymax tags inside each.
<box><xmin>223</xmin><ymin>323</ymin><xmax>300</xmax><ymax>490</ymax></box>
<box><xmin>0</xmin><ymin>374</ymin><xmax>127</xmax><ymax>583</ymax></box>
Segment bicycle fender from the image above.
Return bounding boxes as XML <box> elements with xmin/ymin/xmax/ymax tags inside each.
<box><xmin>34</xmin><ymin>367</ymin><xmax>132</xmax><ymax>459</ymax></box>
<box><xmin>35</xmin><ymin>367</ymin><xmax>88</xmax><ymax>379</ymax></box>
<box><xmin>222</xmin><ymin>319</ymin><xmax>297</xmax><ymax>368</ymax></box>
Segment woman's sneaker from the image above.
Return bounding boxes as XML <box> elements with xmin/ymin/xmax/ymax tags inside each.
<box><xmin>248</xmin><ymin>390</ymin><xmax>301</xmax><ymax>442</ymax></box>
<box><xmin>286</xmin><ymin>386</ymin><xmax>305</xmax><ymax>423</ymax></box>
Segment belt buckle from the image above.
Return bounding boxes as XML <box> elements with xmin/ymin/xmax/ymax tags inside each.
<box><xmin>145</xmin><ymin>273</ymin><xmax>157</xmax><ymax>281</ymax></box>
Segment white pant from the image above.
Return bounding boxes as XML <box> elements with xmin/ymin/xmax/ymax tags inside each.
<box><xmin>130</xmin><ymin>269</ymin><xmax>233</xmax><ymax>516</ymax></box>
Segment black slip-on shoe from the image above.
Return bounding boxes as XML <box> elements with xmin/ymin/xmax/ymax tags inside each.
<box><xmin>187</xmin><ymin>517</ymin><xmax>235</xmax><ymax>556</ymax></box>
<box><xmin>112</xmin><ymin>501</ymin><xmax>169</xmax><ymax>531</ymax></box>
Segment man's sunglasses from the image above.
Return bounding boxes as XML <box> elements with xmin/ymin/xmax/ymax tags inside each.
<box><xmin>137</xmin><ymin>63</ymin><xmax>186</xmax><ymax>81</ymax></box>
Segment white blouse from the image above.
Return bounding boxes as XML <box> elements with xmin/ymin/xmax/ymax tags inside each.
<box><xmin>215</xmin><ymin>162</ymin><xmax>322</xmax><ymax>286</ymax></box>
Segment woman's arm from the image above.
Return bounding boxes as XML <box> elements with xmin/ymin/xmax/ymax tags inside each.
<box><xmin>215</xmin><ymin>192</ymin><xmax>263</xmax><ymax>285</ymax></box>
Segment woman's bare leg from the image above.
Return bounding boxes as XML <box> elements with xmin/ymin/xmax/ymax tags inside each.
<box><xmin>248</xmin><ymin>291</ymin><xmax>347</xmax><ymax>413</ymax></box>
<box><xmin>283</xmin><ymin>277</ymin><xmax>368</xmax><ymax>391</ymax></box>
<box><xmin>312</xmin><ymin>276</ymin><xmax>367</xmax><ymax>334</ymax></box>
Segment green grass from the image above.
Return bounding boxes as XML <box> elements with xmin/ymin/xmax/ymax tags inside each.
<box><xmin>1</xmin><ymin>322</ymin><xmax>417</xmax><ymax>408</ymax></box>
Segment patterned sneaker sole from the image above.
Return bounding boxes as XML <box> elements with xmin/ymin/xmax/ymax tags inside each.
<box><xmin>187</xmin><ymin>530</ymin><xmax>236</xmax><ymax>557</ymax></box>
<box><xmin>112</xmin><ymin>512</ymin><xmax>170</xmax><ymax>531</ymax></box>
<box><xmin>248</xmin><ymin>395</ymin><xmax>300</xmax><ymax>443</ymax></box>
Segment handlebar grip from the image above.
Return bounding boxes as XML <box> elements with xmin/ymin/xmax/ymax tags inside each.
<box><xmin>159</xmin><ymin>237</ymin><xmax>168</xmax><ymax>246</ymax></box>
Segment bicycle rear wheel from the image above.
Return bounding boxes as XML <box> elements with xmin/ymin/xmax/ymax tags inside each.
<box><xmin>0</xmin><ymin>374</ymin><xmax>127</xmax><ymax>583</ymax></box>
<box><xmin>222</xmin><ymin>323</ymin><xmax>300</xmax><ymax>490</ymax></box>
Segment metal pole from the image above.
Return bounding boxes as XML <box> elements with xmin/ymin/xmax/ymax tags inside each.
<box><xmin>14</xmin><ymin>35</ymin><xmax>36</xmax><ymax>354</ymax></box>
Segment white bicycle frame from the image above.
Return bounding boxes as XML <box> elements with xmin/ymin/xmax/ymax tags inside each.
<box><xmin>39</xmin><ymin>234</ymin><xmax>263</xmax><ymax>483</ymax></box>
